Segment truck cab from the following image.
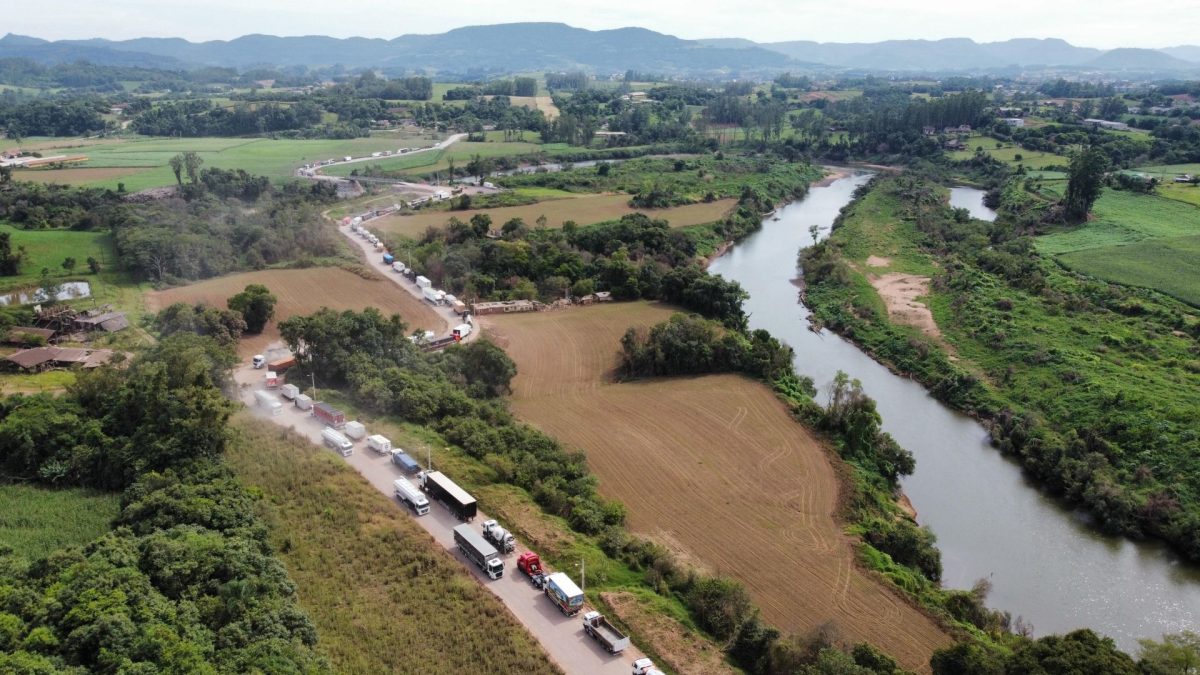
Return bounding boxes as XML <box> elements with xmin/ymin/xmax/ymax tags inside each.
<box><xmin>485</xmin><ymin>557</ymin><xmax>503</xmax><ymax>579</ymax></box>
<box><xmin>252</xmin><ymin>354</ymin><xmax>265</xmax><ymax>369</ymax></box>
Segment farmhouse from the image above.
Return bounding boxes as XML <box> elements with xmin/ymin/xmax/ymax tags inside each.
<box><xmin>1003</xmin><ymin>118</ymin><xmax>1025</xmax><ymax>127</ymax></box>
<box><xmin>4</xmin><ymin>346</ymin><xmax>118</xmax><ymax>372</ymax></box>
<box><xmin>3</xmin><ymin>326</ymin><xmax>56</xmax><ymax>346</ymax></box>
<box><xmin>1083</xmin><ymin>118</ymin><xmax>1130</xmax><ymax>131</ymax></box>
<box><xmin>74</xmin><ymin>310</ymin><xmax>130</xmax><ymax>333</ymax></box>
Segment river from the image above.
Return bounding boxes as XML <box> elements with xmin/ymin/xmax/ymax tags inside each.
<box><xmin>709</xmin><ymin>172</ymin><xmax>1199</xmax><ymax>652</ymax></box>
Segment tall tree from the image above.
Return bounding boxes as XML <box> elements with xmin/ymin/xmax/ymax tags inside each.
<box><xmin>1063</xmin><ymin>147</ymin><xmax>1108</xmax><ymax>223</ymax></box>
<box><xmin>168</xmin><ymin>153</ymin><xmax>184</xmax><ymax>185</ymax></box>
<box><xmin>227</xmin><ymin>284</ymin><xmax>277</xmax><ymax>334</ymax></box>
<box><xmin>182</xmin><ymin>151</ymin><xmax>203</xmax><ymax>185</ymax></box>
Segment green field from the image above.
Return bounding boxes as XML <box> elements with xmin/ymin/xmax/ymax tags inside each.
<box><xmin>0</xmin><ymin>484</ymin><xmax>120</xmax><ymax>558</ymax></box>
<box><xmin>323</xmin><ymin>139</ymin><xmax>557</xmax><ymax>177</ymax></box>
<box><xmin>1058</xmin><ymin>234</ymin><xmax>1200</xmax><ymax>305</ymax></box>
<box><xmin>948</xmin><ymin>135</ymin><xmax>1069</xmax><ymax>169</ymax></box>
<box><xmin>13</xmin><ymin>131</ymin><xmax>443</xmax><ymax>192</ymax></box>
<box><xmin>1036</xmin><ymin>189</ymin><xmax>1200</xmax><ymax>255</ymax></box>
<box><xmin>0</xmin><ymin>223</ymin><xmax>115</xmax><ymax>289</ymax></box>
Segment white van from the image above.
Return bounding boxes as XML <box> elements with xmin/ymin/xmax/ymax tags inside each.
<box><xmin>322</xmin><ymin>428</ymin><xmax>353</xmax><ymax>456</ymax></box>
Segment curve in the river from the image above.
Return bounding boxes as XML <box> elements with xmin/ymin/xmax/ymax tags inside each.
<box><xmin>709</xmin><ymin>172</ymin><xmax>1199</xmax><ymax>652</ymax></box>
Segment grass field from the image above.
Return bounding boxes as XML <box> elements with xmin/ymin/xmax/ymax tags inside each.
<box><xmin>375</xmin><ymin>195</ymin><xmax>738</xmax><ymax>238</ymax></box>
<box><xmin>1158</xmin><ymin>182</ymin><xmax>1200</xmax><ymax>207</ymax></box>
<box><xmin>1037</xmin><ymin>189</ymin><xmax>1200</xmax><ymax>255</ymax></box>
<box><xmin>11</xmin><ymin>131</ymin><xmax>442</xmax><ymax>192</ymax></box>
<box><xmin>0</xmin><ymin>484</ymin><xmax>120</xmax><ymax>559</ymax></box>
<box><xmin>1057</xmin><ymin>234</ymin><xmax>1200</xmax><ymax>305</ymax></box>
<box><xmin>0</xmin><ymin>223</ymin><xmax>115</xmax><ymax>290</ymax></box>
<box><xmin>484</xmin><ymin>302</ymin><xmax>951</xmax><ymax>672</ymax></box>
<box><xmin>948</xmin><ymin>135</ymin><xmax>1069</xmax><ymax>169</ymax></box>
<box><xmin>144</xmin><ymin>267</ymin><xmax>446</xmax><ymax>357</ymax></box>
<box><xmin>225</xmin><ymin>415</ymin><xmax>558</xmax><ymax>674</ymax></box>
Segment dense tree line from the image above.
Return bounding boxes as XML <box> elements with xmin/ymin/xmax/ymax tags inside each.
<box><xmin>0</xmin><ymin>180</ymin><xmax>121</xmax><ymax>230</ymax></box>
<box><xmin>0</xmin><ymin>98</ymin><xmax>106</xmax><ymax>137</ymax></box>
<box><xmin>619</xmin><ymin>313</ymin><xmax>795</xmax><ymax>380</ymax></box>
<box><xmin>0</xmin><ymin>335</ymin><xmax>326</xmax><ymax>673</ymax></box>
<box><xmin>545</xmin><ymin>72</ymin><xmax>588</xmax><ymax>91</ymax></box>
<box><xmin>131</xmin><ymin>99</ymin><xmax>323</xmax><ymax>137</ymax></box>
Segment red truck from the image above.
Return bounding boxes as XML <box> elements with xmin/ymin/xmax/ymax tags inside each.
<box><xmin>313</xmin><ymin>402</ymin><xmax>345</xmax><ymax>428</ymax></box>
<box><xmin>517</xmin><ymin>551</ymin><xmax>545</xmax><ymax>588</ymax></box>
<box><xmin>268</xmin><ymin>356</ymin><xmax>296</xmax><ymax>372</ymax></box>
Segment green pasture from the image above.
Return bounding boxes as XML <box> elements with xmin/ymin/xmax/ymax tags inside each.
<box><xmin>948</xmin><ymin>135</ymin><xmax>1069</xmax><ymax>169</ymax></box>
<box><xmin>0</xmin><ymin>223</ymin><xmax>115</xmax><ymax>289</ymax></box>
<box><xmin>1057</xmin><ymin>234</ymin><xmax>1200</xmax><ymax>306</ymax></box>
<box><xmin>1036</xmin><ymin>189</ymin><xmax>1200</xmax><ymax>255</ymax></box>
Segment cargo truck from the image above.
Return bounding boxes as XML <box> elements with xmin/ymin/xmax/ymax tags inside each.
<box><xmin>452</xmin><ymin>524</ymin><xmax>503</xmax><ymax>579</ymax></box>
<box><xmin>264</xmin><ymin>371</ymin><xmax>280</xmax><ymax>389</ymax></box>
<box><xmin>517</xmin><ymin>551</ymin><xmax>545</xmax><ymax>588</ymax></box>
<box><xmin>451</xmin><ymin>300</ymin><xmax>468</xmax><ymax>316</ymax></box>
<box><xmin>415</xmin><ymin>275</ymin><xmax>431</xmax><ymax>289</ymax></box>
<box><xmin>632</xmin><ymin>658</ymin><xmax>665</xmax><ymax>675</ymax></box>
<box><xmin>544</xmin><ymin>572</ymin><xmax>585</xmax><ymax>616</ymax></box>
<box><xmin>582</xmin><ymin>611</ymin><xmax>630</xmax><ymax>654</ymax></box>
<box><xmin>481</xmin><ymin>519</ymin><xmax>515</xmax><ymax>552</ymax></box>
<box><xmin>294</xmin><ymin>394</ymin><xmax>312</xmax><ymax>410</ymax></box>
<box><xmin>452</xmin><ymin>323</ymin><xmax>472</xmax><ymax>340</ymax></box>
<box><xmin>254</xmin><ymin>390</ymin><xmax>282</xmax><ymax>415</ymax></box>
<box><xmin>279</xmin><ymin>383</ymin><xmax>299</xmax><ymax>400</ymax></box>
<box><xmin>382</xmin><ymin>253</ymin><xmax>394</xmax><ymax>265</ymax></box>
<box><xmin>313</xmin><ymin>402</ymin><xmax>345</xmax><ymax>428</ymax></box>
<box><xmin>391</xmin><ymin>449</ymin><xmax>421</xmax><ymax>474</ymax></box>
<box><xmin>392</xmin><ymin>261</ymin><xmax>407</xmax><ymax>273</ymax></box>
<box><xmin>393</xmin><ymin>478</ymin><xmax>430</xmax><ymax>515</ymax></box>
<box><xmin>322</xmin><ymin>428</ymin><xmax>353</xmax><ymax>456</ymax></box>
<box><xmin>422</xmin><ymin>287</ymin><xmax>444</xmax><ymax>304</ymax></box>
<box><xmin>367</xmin><ymin>434</ymin><xmax>392</xmax><ymax>455</ymax></box>
<box><xmin>269</xmin><ymin>356</ymin><xmax>296</xmax><ymax>372</ymax></box>
<box><xmin>344</xmin><ymin>421</ymin><xmax>366</xmax><ymax>441</ymax></box>
<box><xmin>418</xmin><ymin>470</ymin><xmax>476</xmax><ymax>520</ymax></box>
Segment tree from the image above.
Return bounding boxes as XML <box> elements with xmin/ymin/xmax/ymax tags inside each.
<box><xmin>182</xmin><ymin>151</ymin><xmax>203</xmax><ymax>185</ymax></box>
<box><xmin>1139</xmin><ymin>631</ymin><xmax>1200</xmax><ymax>675</ymax></box>
<box><xmin>168</xmin><ymin>153</ymin><xmax>184</xmax><ymax>186</ymax></box>
<box><xmin>226</xmin><ymin>284</ymin><xmax>277</xmax><ymax>334</ymax></box>
<box><xmin>87</xmin><ymin>256</ymin><xmax>101</xmax><ymax>274</ymax></box>
<box><xmin>0</xmin><ymin>232</ymin><xmax>24</xmax><ymax>276</ymax></box>
<box><xmin>1063</xmin><ymin>146</ymin><xmax>1108</xmax><ymax>222</ymax></box>
<box><xmin>61</xmin><ymin>257</ymin><xmax>76</xmax><ymax>273</ymax></box>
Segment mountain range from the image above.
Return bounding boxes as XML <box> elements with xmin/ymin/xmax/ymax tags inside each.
<box><xmin>1</xmin><ymin>24</ymin><xmax>1198</xmax><ymax>76</ymax></box>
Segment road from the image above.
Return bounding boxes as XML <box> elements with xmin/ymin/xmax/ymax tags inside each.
<box><xmin>300</xmin><ymin>133</ymin><xmax>468</xmax><ymax>183</ymax></box>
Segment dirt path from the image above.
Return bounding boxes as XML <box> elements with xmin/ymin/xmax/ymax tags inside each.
<box><xmin>868</xmin><ymin>272</ymin><xmax>942</xmax><ymax>342</ymax></box>
<box><xmin>484</xmin><ymin>303</ymin><xmax>952</xmax><ymax>672</ymax></box>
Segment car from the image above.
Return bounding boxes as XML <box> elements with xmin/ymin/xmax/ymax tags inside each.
<box><xmin>252</xmin><ymin>354</ymin><xmax>265</xmax><ymax>369</ymax></box>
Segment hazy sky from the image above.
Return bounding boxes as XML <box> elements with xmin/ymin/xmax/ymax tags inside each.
<box><xmin>8</xmin><ymin>0</ymin><xmax>1200</xmax><ymax>47</ymax></box>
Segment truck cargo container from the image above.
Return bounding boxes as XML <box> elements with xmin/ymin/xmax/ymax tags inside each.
<box><xmin>264</xmin><ymin>371</ymin><xmax>280</xmax><ymax>389</ymax></box>
<box><xmin>418</xmin><ymin>470</ymin><xmax>476</xmax><ymax>520</ymax></box>
<box><xmin>254</xmin><ymin>390</ymin><xmax>282</xmax><ymax>415</ymax></box>
<box><xmin>582</xmin><ymin>611</ymin><xmax>630</xmax><ymax>654</ymax></box>
<box><xmin>451</xmin><ymin>300</ymin><xmax>468</xmax><ymax>315</ymax></box>
<box><xmin>391</xmin><ymin>450</ymin><xmax>420</xmax><ymax>474</ymax></box>
<box><xmin>481</xmin><ymin>519</ymin><xmax>515</xmax><ymax>552</ymax></box>
<box><xmin>382</xmin><ymin>253</ymin><xmax>394</xmax><ymax>265</ymax></box>
<box><xmin>544</xmin><ymin>572</ymin><xmax>585</xmax><ymax>616</ymax></box>
<box><xmin>313</xmin><ymin>402</ymin><xmax>345</xmax><ymax>428</ymax></box>
<box><xmin>343</xmin><ymin>421</ymin><xmax>366</xmax><ymax>441</ymax></box>
<box><xmin>393</xmin><ymin>478</ymin><xmax>429</xmax><ymax>516</ymax></box>
<box><xmin>392</xmin><ymin>261</ymin><xmax>407</xmax><ymax>273</ymax></box>
<box><xmin>279</xmin><ymin>383</ymin><xmax>299</xmax><ymax>400</ymax></box>
<box><xmin>452</xmin><ymin>524</ymin><xmax>503</xmax><ymax>579</ymax></box>
<box><xmin>452</xmin><ymin>323</ymin><xmax>472</xmax><ymax>340</ymax></box>
<box><xmin>294</xmin><ymin>394</ymin><xmax>313</xmax><ymax>410</ymax></box>
<box><xmin>321</xmin><ymin>428</ymin><xmax>353</xmax><ymax>456</ymax></box>
<box><xmin>367</xmin><ymin>434</ymin><xmax>392</xmax><ymax>455</ymax></box>
<box><xmin>269</xmin><ymin>356</ymin><xmax>296</xmax><ymax>372</ymax></box>
<box><xmin>415</xmin><ymin>275</ymin><xmax>432</xmax><ymax>289</ymax></box>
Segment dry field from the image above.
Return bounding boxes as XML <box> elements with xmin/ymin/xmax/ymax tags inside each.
<box><xmin>14</xmin><ymin>167</ymin><xmax>144</xmax><ymax>185</ymax></box>
<box><xmin>483</xmin><ymin>303</ymin><xmax>951</xmax><ymax>672</ymax></box>
<box><xmin>374</xmin><ymin>194</ymin><xmax>737</xmax><ymax>239</ymax></box>
<box><xmin>145</xmin><ymin>267</ymin><xmax>446</xmax><ymax>357</ymax></box>
<box><xmin>509</xmin><ymin>95</ymin><xmax>561</xmax><ymax>120</ymax></box>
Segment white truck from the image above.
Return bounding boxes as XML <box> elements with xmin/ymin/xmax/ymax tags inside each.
<box><xmin>366</xmin><ymin>434</ymin><xmax>392</xmax><ymax>455</ymax></box>
<box><xmin>415</xmin><ymin>275</ymin><xmax>432</xmax><ymax>289</ymax></box>
<box><xmin>344</xmin><ymin>421</ymin><xmax>366</xmax><ymax>441</ymax></box>
<box><xmin>632</xmin><ymin>658</ymin><xmax>665</xmax><ymax>675</ymax></box>
<box><xmin>582</xmin><ymin>611</ymin><xmax>630</xmax><ymax>654</ymax></box>
<box><xmin>294</xmin><ymin>394</ymin><xmax>313</xmax><ymax>410</ymax></box>
<box><xmin>321</xmin><ymin>428</ymin><xmax>353</xmax><ymax>456</ymax></box>
<box><xmin>422</xmin><ymin>287</ymin><xmax>444</xmax><ymax>304</ymax></box>
<box><xmin>254</xmin><ymin>390</ymin><xmax>282</xmax><ymax>415</ymax></box>
<box><xmin>452</xmin><ymin>323</ymin><xmax>472</xmax><ymax>340</ymax></box>
<box><xmin>393</xmin><ymin>477</ymin><xmax>430</xmax><ymax>516</ymax></box>
<box><xmin>392</xmin><ymin>261</ymin><xmax>407</xmax><ymax>273</ymax></box>
<box><xmin>279</xmin><ymin>383</ymin><xmax>299</xmax><ymax>400</ymax></box>
<box><xmin>481</xmin><ymin>519</ymin><xmax>515</xmax><ymax>552</ymax></box>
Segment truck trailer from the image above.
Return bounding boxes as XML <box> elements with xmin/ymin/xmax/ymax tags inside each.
<box><xmin>321</xmin><ymin>428</ymin><xmax>353</xmax><ymax>456</ymax></box>
<box><xmin>418</xmin><ymin>470</ymin><xmax>476</xmax><ymax>520</ymax></box>
<box><xmin>452</xmin><ymin>524</ymin><xmax>503</xmax><ymax>580</ymax></box>
<box><xmin>313</xmin><ymin>402</ymin><xmax>345</xmax><ymax>428</ymax></box>
<box><xmin>254</xmin><ymin>390</ymin><xmax>282</xmax><ymax>415</ymax></box>
<box><xmin>279</xmin><ymin>383</ymin><xmax>299</xmax><ymax>400</ymax></box>
<box><xmin>544</xmin><ymin>572</ymin><xmax>585</xmax><ymax>616</ymax></box>
<box><xmin>415</xmin><ymin>275</ymin><xmax>431</xmax><ymax>289</ymax></box>
<box><xmin>294</xmin><ymin>394</ymin><xmax>313</xmax><ymax>410</ymax></box>
<box><xmin>393</xmin><ymin>478</ymin><xmax>430</xmax><ymax>516</ymax></box>
<box><xmin>391</xmin><ymin>449</ymin><xmax>420</xmax><ymax>474</ymax></box>
<box><xmin>582</xmin><ymin>611</ymin><xmax>630</xmax><ymax>654</ymax></box>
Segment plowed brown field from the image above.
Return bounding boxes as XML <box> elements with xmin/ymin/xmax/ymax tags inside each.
<box><xmin>484</xmin><ymin>303</ymin><xmax>950</xmax><ymax>672</ymax></box>
<box><xmin>145</xmin><ymin>267</ymin><xmax>445</xmax><ymax>357</ymax></box>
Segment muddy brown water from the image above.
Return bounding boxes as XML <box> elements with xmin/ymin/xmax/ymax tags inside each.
<box><xmin>708</xmin><ymin>173</ymin><xmax>1199</xmax><ymax>652</ymax></box>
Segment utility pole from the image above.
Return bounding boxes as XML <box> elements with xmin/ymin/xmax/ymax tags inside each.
<box><xmin>579</xmin><ymin>558</ymin><xmax>585</xmax><ymax>596</ymax></box>
<box><xmin>310</xmin><ymin>372</ymin><xmax>317</xmax><ymax>409</ymax></box>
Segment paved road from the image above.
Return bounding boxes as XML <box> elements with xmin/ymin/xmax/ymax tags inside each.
<box><xmin>232</xmin><ymin>381</ymin><xmax>647</xmax><ymax>674</ymax></box>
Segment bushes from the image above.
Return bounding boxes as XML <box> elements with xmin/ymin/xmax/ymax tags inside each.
<box><xmin>619</xmin><ymin>313</ymin><xmax>796</xmax><ymax>381</ymax></box>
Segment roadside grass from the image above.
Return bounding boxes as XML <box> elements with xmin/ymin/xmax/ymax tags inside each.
<box><xmin>1057</xmin><ymin>234</ymin><xmax>1200</xmax><ymax>306</ymax></box>
<box><xmin>1036</xmin><ymin>188</ymin><xmax>1200</xmax><ymax>255</ymax></box>
<box><xmin>225</xmin><ymin>415</ymin><xmax>560</xmax><ymax>674</ymax></box>
<box><xmin>948</xmin><ymin>135</ymin><xmax>1069</xmax><ymax>169</ymax></box>
<box><xmin>0</xmin><ymin>484</ymin><xmax>120</xmax><ymax>559</ymax></box>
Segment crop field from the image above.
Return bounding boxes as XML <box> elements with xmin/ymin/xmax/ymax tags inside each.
<box><xmin>0</xmin><ymin>484</ymin><xmax>120</xmax><ymax>559</ymax></box>
<box><xmin>11</xmin><ymin>132</ymin><xmax>441</xmax><ymax>192</ymax></box>
<box><xmin>948</xmin><ymin>135</ymin><xmax>1068</xmax><ymax>169</ymax></box>
<box><xmin>508</xmin><ymin>95</ymin><xmax>561</xmax><ymax>120</ymax></box>
<box><xmin>144</xmin><ymin>267</ymin><xmax>446</xmax><ymax>357</ymax></box>
<box><xmin>483</xmin><ymin>302</ymin><xmax>951</xmax><ymax>672</ymax></box>
<box><xmin>0</xmin><ymin>223</ymin><xmax>115</xmax><ymax>290</ymax></box>
<box><xmin>375</xmin><ymin>194</ymin><xmax>738</xmax><ymax>238</ymax></box>
<box><xmin>1057</xmin><ymin>234</ymin><xmax>1200</xmax><ymax>305</ymax></box>
<box><xmin>13</xmin><ymin>166</ymin><xmax>145</xmax><ymax>185</ymax></box>
<box><xmin>1036</xmin><ymin>189</ymin><xmax>1200</xmax><ymax>255</ymax></box>
<box><xmin>225</xmin><ymin>416</ymin><xmax>558</xmax><ymax>674</ymax></box>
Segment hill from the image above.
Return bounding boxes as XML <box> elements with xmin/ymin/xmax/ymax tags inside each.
<box><xmin>1083</xmin><ymin>47</ymin><xmax>1197</xmax><ymax>71</ymax></box>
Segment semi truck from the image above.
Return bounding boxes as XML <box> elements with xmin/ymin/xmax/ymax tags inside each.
<box><xmin>452</xmin><ymin>323</ymin><xmax>472</xmax><ymax>340</ymax></box>
<box><xmin>452</xmin><ymin>524</ymin><xmax>503</xmax><ymax>580</ymax></box>
<box><xmin>313</xmin><ymin>402</ymin><xmax>345</xmax><ymax>428</ymax></box>
<box><xmin>582</xmin><ymin>611</ymin><xmax>630</xmax><ymax>654</ymax></box>
<box><xmin>516</xmin><ymin>551</ymin><xmax>545</xmax><ymax>588</ymax></box>
<box><xmin>321</xmin><ymin>428</ymin><xmax>353</xmax><ymax>456</ymax></box>
<box><xmin>393</xmin><ymin>478</ymin><xmax>429</xmax><ymax>516</ymax></box>
<box><xmin>544</xmin><ymin>572</ymin><xmax>585</xmax><ymax>616</ymax></box>
<box><xmin>254</xmin><ymin>390</ymin><xmax>282</xmax><ymax>415</ymax></box>
<box><xmin>366</xmin><ymin>434</ymin><xmax>392</xmax><ymax>455</ymax></box>
<box><xmin>481</xmin><ymin>519</ymin><xmax>515</xmax><ymax>552</ymax></box>
<box><xmin>391</xmin><ymin>449</ymin><xmax>420</xmax><ymax>474</ymax></box>
<box><xmin>418</xmin><ymin>470</ymin><xmax>476</xmax><ymax>520</ymax></box>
